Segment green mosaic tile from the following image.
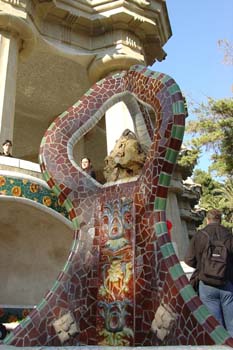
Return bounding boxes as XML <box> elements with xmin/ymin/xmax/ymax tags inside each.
<box><xmin>189</xmin><ymin>311</ymin><xmax>231</xmax><ymax>345</ymax></box>
<box><xmin>52</xmin><ymin>184</ymin><xmax>62</xmax><ymax>197</ymax></box>
<box><xmin>41</xmin><ymin>169</ymin><xmax>51</xmax><ymax>182</ymax></box>
<box><xmin>63</xmin><ymin>260</ymin><xmax>71</xmax><ymax>273</ymax></box>
<box><xmin>19</xmin><ymin>315</ymin><xmax>32</xmax><ymax>329</ymax></box>
<box><xmin>71</xmin><ymin>217</ymin><xmax>80</xmax><ymax>230</ymax></box>
<box><xmin>40</xmin><ymin>136</ymin><xmax>47</xmax><ymax>147</ymax></box>
<box><xmin>193</xmin><ymin>304</ymin><xmax>214</xmax><ymax>327</ymax></box>
<box><xmin>169</xmin><ymin>263</ymin><xmax>185</xmax><ymax>280</ymax></box>
<box><xmin>171</xmin><ymin>125</ymin><xmax>185</xmax><ymax>139</ymax></box>
<box><xmin>47</xmin><ymin>123</ymin><xmax>55</xmax><ymax>132</ymax></box>
<box><xmin>112</xmin><ymin>71</ymin><xmax>124</xmax><ymax>78</ymax></box>
<box><xmin>37</xmin><ymin>298</ymin><xmax>47</xmax><ymax>312</ymax></box>
<box><xmin>50</xmin><ymin>280</ymin><xmax>60</xmax><ymax>293</ymax></box>
<box><xmin>160</xmin><ymin>74</ymin><xmax>173</xmax><ymax>84</ymax></box>
<box><xmin>168</xmin><ymin>83</ymin><xmax>180</xmax><ymax>95</ymax></box>
<box><xmin>152</xmin><ymin>71</ymin><xmax>163</xmax><ymax>79</ymax></box>
<box><xmin>131</xmin><ymin>65</ymin><xmax>144</xmax><ymax>73</ymax></box>
<box><xmin>155</xmin><ymin>221</ymin><xmax>167</xmax><ymax>234</ymax></box>
<box><xmin>172</xmin><ymin>100</ymin><xmax>185</xmax><ymax>115</ymax></box>
<box><xmin>71</xmin><ymin>238</ymin><xmax>79</xmax><ymax>251</ymax></box>
<box><xmin>73</xmin><ymin>100</ymin><xmax>82</xmax><ymax>107</ymax></box>
<box><xmin>179</xmin><ymin>284</ymin><xmax>195</xmax><ymax>303</ymax></box>
<box><xmin>158</xmin><ymin>172</ymin><xmax>171</xmax><ymax>187</ymax></box>
<box><xmin>95</xmin><ymin>77</ymin><xmax>106</xmax><ymax>86</ymax></box>
<box><xmin>165</xmin><ymin>148</ymin><xmax>178</xmax><ymax>164</ymax></box>
<box><xmin>154</xmin><ymin>196</ymin><xmax>167</xmax><ymax>210</ymax></box>
<box><xmin>58</xmin><ymin>111</ymin><xmax>69</xmax><ymax>119</ymax></box>
<box><xmin>142</xmin><ymin>69</ymin><xmax>154</xmax><ymax>77</ymax></box>
<box><xmin>64</xmin><ymin>198</ymin><xmax>74</xmax><ymax>212</ymax></box>
<box><xmin>85</xmin><ymin>88</ymin><xmax>94</xmax><ymax>97</ymax></box>
<box><xmin>160</xmin><ymin>242</ymin><xmax>175</xmax><ymax>258</ymax></box>
<box><xmin>3</xmin><ymin>331</ymin><xmax>15</xmax><ymax>343</ymax></box>
<box><xmin>210</xmin><ymin>325</ymin><xmax>230</xmax><ymax>344</ymax></box>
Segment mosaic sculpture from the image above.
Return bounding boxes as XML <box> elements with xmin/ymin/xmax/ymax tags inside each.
<box><xmin>4</xmin><ymin>65</ymin><xmax>233</xmax><ymax>347</ymax></box>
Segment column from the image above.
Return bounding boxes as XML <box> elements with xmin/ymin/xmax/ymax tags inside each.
<box><xmin>0</xmin><ymin>32</ymin><xmax>19</xmax><ymax>145</ymax></box>
<box><xmin>105</xmin><ymin>101</ymin><xmax>135</xmax><ymax>154</ymax></box>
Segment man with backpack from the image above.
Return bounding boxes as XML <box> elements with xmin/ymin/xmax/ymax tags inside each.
<box><xmin>185</xmin><ymin>209</ymin><xmax>233</xmax><ymax>337</ymax></box>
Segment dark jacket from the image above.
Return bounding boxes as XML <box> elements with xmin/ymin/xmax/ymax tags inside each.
<box><xmin>185</xmin><ymin>223</ymin><xmax>233</xmax><ymax>284</ymax></box>
<box><xmin>89</xmin><ymin>169</ymin><xmax>96</xmax><ymax>180</ymax></box>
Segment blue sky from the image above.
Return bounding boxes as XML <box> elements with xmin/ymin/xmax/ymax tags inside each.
<box><xmin>151</xmin><ymin>0</ymin><xmax>233</xmax><ymax>171</ymax></box>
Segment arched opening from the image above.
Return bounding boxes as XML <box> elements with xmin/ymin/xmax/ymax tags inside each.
<box><xmin>72</xmin><ymin>95</ymin><xmax>156</xmax><ymax>184</ymax></box>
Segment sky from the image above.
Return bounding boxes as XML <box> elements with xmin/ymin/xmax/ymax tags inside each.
<box><xmin>151</xmin><ymin>0</ymin><xmax>233</xmax><ymax>171</ymax></box>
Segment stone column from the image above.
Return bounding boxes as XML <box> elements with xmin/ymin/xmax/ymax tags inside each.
<box><xmin>105</xmin><ymin>101</ymin><xmax>135</xmax><ymax>154</ymax></box>
<box><xmin>0</xmin><ymin>14</ymin><xmax>36</xmax><ymax>147</ymax></box>
<box><xmin>0</xmin><ymin>32</ymin><xmax>20</xmax><ymax>144</ymax></box>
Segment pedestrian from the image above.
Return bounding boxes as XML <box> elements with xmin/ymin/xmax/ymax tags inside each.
<box><xmin>80</xmin><ymin>157</ymin><xmax>96</xmax><ymax>180</ymax></box>
<box><xmin>185</xmin><ymin>209</ymin><xmax>233</xmax><ymax>336</ymax></box>
<box><xmin>1</xmin><ymin>140</ymin><xmax>13</xmax><ymax>157</ymax></box>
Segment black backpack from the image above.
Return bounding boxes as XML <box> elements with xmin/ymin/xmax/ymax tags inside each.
<box><xmin>199</xmin><ymin>230</ymin><xmax>228</xmax><ymax>286</ymax></box>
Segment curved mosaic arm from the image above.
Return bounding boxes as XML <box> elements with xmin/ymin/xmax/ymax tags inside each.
<box><xmin>4</xmin><ymin>65</ymin><xmax>233</xmax><ymax>347</ymax></box>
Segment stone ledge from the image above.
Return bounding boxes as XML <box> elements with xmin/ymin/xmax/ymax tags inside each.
<box><xmin>0</xmin><ymin>157</ymin><xmax>42</xmax><ymax>179</ymax></box>
<box><xmin>0</xmin><ymin>156</ymin><xmax>41</xmax><ymax>172</ymax></box>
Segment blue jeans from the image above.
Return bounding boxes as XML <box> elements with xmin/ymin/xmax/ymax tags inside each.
<box><xmin>199</xmin><ymin>280</ymin><xmax>233</xmax><ymax>337</ymax></box>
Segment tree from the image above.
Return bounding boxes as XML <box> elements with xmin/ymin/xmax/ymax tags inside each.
<box><xmin>182</xmin><ymin>39</ymin><xmax>233</xmax><ymax>230</ymax></box>
<box><xmin>193</xmin><ymin>169</ymin><xmax>221</xmax><ymax>208</ymax></box>
<box><xmin>177</xmin><ymin>147</ymin><xmax>200</xmax><ymax>179</ymax></box>
<box><xmin>184</xmin><ymin>99</ymin><xmax>233</xmax><ymax>229</ymax></box>
<box><xmin>186</xmin><ymin>98</ymin><xmax>233</xmax><ymax>178</ymax></box>
<box><xmin>218</xmin><ymin>39</ymin><xmax>233</xmax><ymax>66</ymax></box>
<box><xmin>193</xmin><ymin>170</ymin><xmax>233</xmax><ymax>229</ymax></box>
<box><xmin>212</xmin><ymin>178</ymin><xmax>233</xmax><ymax>226</ymax></box>
<box><xmin>184</xmin><ymin>98</ymin><xmax>233</xmax><ymax>229</ymax></box>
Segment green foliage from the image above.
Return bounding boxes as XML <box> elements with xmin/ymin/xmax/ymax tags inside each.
<box><xmin>193</xmin><ymin>169</ymin><xmax>221</xmax><ymax>196</ymax></box>
<box><xmin>193</xmin><ymin>169</ymin><xmax>221</xmax><ymax>211</ymax></box>
<box><xmin>177</xmin><ymin>147</ymin><xmax>200</xmax><ymax>179</ymax></box>
<box><xmin>185</xmin><ymin>98</ymin><xmax>233</xmax><ymax>230</ymax></box>
<box><xmin>212</xmin><ymin>178</ymin><xmax>233</xmax><ymax>226</ymax></box>
<box><xmin>193</xmin><ymin>170</ymin><xmax>233</xmax><ymax>229</ymax></box>
<box><xmin>186</xmin><ymin>98</ymin><xmax>233</xmax><ymax>177</ymax></box>
<box><xmin>183</xmin><ymin>41</ymin><xmax>233</xmax><ymax>229</ymax></box>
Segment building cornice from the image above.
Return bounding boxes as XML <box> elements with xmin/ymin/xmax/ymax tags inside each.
<box><xmin>0</xmin><ymin>12</ymin><xmax>36</xmax><ymax>59</ymax></box>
